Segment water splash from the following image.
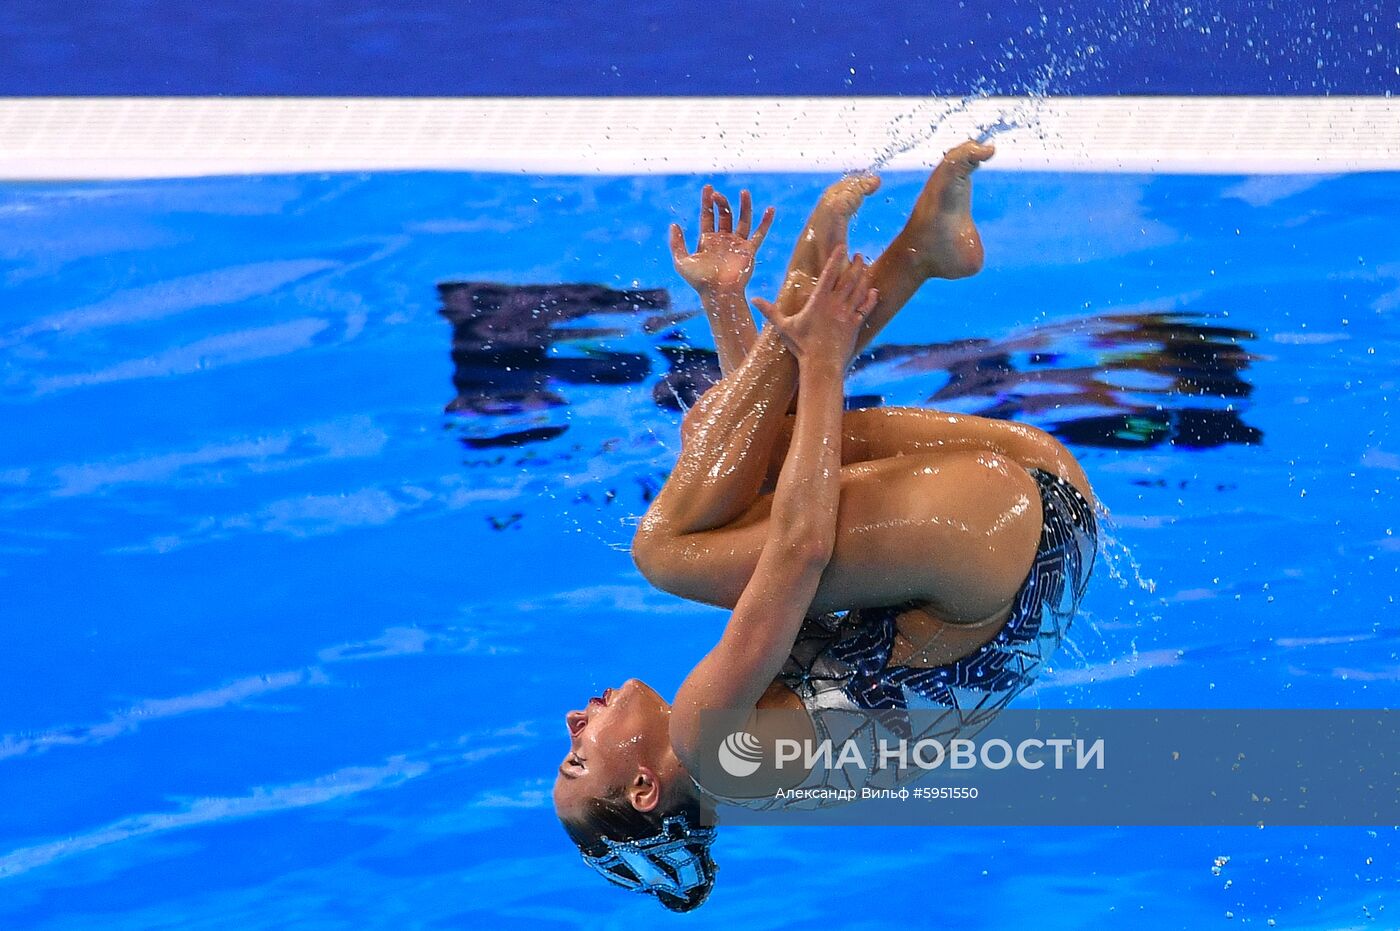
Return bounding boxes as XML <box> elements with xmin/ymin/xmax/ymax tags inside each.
<box><xmin>861</xmin><ymin>89</ymin><xmax>1045</xmax><ymax>175</ymax></box>
<box><xmin>1095</xmin><ymin>505</ymin><xmax>1159</xmax><ymax>596</ymax></box>
<box><xmin>858</xmin><ymin>0</ymin><xmax>1248</xmax><ymax>173</ymax></box>
<box><xmin>864</xmin><ymin>95</ymin><xmax>977</xmax><ymax>172</ymax></box>
<box><xmin>973</xmin><ymin>113</ymin><xmax>1024</xmax><ymax>145</ymax></box>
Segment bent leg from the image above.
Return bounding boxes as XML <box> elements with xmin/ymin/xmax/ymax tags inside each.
<box><xmin>690</xmin><ymin>140</ymin><xmax>995</xmax><ymax>367</ymax></box>
<box><xmin>763</xmin><ymin>406</ymin><xmax>1095</xmax><ymax>505</ymax></box>
<box><xmin>640</xmin><ymin>449</ymin><xmax>1043</xmax><ymax>626</ymax></box>
<box><xmin>640</xmin><ymin>144</ymin><xmax>1007</xmax><ymax>607</ymax></box>
<box><xmin>677</xmin><ymin>140</ymin><xmax>997</xmax><ymax>459</ymax></box>
<box><xmin>658</xmin><ymin>176</ymin><xmax>892</xmax><ymax>536</ymax></box>
<box><xmin>772</xmin><ymin>141</ymin><xmax>994</xmax><ymax>353</ymax></box>
<box><xmin>651</xmin><ymin>327</ymin><xmax>797</xmax><ymax>536</ymax></box>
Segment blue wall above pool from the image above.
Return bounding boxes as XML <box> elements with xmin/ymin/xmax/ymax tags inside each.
<box><xmin>1</xmin><ymin>0</ymin><xmax>1396</xmax><ymax>96</ymax></box>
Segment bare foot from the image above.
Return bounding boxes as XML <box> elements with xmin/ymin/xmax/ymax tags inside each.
<box><xmin>777</xmin><ymin>173</ymin><xmax>881</xmax><ymax>312</ymax></box>
<box><xmin>900</xmin><ymin>140</ymin><xmax>994</xmax><ymax>280</ymax></box>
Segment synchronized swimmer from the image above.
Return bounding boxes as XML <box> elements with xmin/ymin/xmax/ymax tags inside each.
<box><xmin>553</xmin><ymin>142</ymin><xmax>1098</xmax><ymax>911</ymax></box>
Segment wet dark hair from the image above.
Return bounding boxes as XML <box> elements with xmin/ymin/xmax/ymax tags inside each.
<box><xmin>560</xmin><ymin>789</ymin><xmax>718</xmax><ymax>912</ymax></box>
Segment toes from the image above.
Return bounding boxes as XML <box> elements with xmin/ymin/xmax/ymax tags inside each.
<box><xmin>821</xmin><ymin>174</ymin><xmax>878</xmax><ymax>211</ymax></box>
<box><xmin>968</xmin><ymin>141</ymin><xmax>995</xmax><ymax>163</ymax></box>
<box><xmin>945</xmin><ymin>140</ymin><xmax>995</xmax><ymax>169</ymax></box>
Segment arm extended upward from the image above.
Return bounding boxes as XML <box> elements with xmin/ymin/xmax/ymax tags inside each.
<box><xmin>669</xmin><ymin>187</ymin><xmax>774</xmax><ymax>377</ymax></box>
<box><xmin>669</xmin><ymin>250</ymin><xmax>876</xmax><ymax>764</ymax></box>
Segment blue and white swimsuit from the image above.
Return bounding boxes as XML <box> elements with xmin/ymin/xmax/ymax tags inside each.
<box><xmin>711</xmin><ymin>468</ymin><xmax>1097</xmax><ymax>810</ymax></box>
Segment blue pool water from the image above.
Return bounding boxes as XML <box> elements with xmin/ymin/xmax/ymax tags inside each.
<box><xmin>2</xmin><ymin>169</ymin><xmax>1399</xmax><ymax>928</ymax></box>
<box><xmin>1</xmin><ymin>0</ymin><xmax>1396</xmax><ymax>96</ymax></box>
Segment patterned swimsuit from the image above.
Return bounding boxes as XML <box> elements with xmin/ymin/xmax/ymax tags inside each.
<box><xmin>708</xmin><ymin>468</ymin><xmax>1098</xmax><ymax>810</ymax></box>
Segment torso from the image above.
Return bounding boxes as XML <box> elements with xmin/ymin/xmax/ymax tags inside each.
<box><xmin>702</xmin><ymin>467</ymin><xmax>1099</xmax><ymax>810</ymax></box>
<box><xmin>758</xmin><ymin>605</ymin><xmax>1008</xmax><ymax>710</ymax></box>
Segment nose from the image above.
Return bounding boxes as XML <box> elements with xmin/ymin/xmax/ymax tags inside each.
<box><xmin>566</xmin><ymin>710</ymin><xmax>586</xmax><ymax>736</ymax></box>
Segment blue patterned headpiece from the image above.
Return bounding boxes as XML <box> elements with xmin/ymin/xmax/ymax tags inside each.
<box><xmin>579</xmin><ymin>813</ymin><xmax>717</xmax><ymax>901</ymax></box>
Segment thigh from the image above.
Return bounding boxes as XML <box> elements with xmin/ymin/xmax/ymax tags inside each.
<box><xmin>765</xmin><ymin>407</ymin><xmax>1092</xmax><ymax>504</ymax></box>
<box><xmin>646</xmin><ymin>449</ymin><xmax>1044</xmax><ymax>624</ymax></box>
<box><xmin>761</xmin><ymin>406</ymin><xmax>1002</xmax><ymax>489</ymax></box>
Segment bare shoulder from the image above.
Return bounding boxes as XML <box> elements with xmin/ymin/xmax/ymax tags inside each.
<box><xmin>676</xmin><ymin>682</ymin><xmax>819</xmax><ymax>801</ymax></box>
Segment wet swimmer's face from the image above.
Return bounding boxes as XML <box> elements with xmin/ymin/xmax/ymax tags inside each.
<box><xmin>552</xmin><ymin>678</ymin><xmax>672</xmax><ymax>819</ymax></box>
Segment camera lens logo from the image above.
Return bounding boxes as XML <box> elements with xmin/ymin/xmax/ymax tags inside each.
<box><xmin>717</xmin><ymin>731</ymin><xmax>763</xmax><ymax>777</ymax></box>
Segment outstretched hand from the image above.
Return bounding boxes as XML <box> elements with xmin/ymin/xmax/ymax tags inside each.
<box><xmin>670</xmin><ymin>186</ymin><xmax>776</xmax><ymax>294</ymax></box>
<box><xmin>752</xmin><ymin>246</ymin><xmax>877</xmax><ymax>367</ymax></box>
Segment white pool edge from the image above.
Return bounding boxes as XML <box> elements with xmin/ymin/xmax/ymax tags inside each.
<box><xmin>1</xmin><ymin>96</ymin><xmax>1397</xmax><ymax>179</ymax></box>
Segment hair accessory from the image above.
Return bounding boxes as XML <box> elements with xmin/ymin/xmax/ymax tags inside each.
<box><xmin>579</xmin><ymin>813</ymin><xmax>716</xmax><ymax>897</ymax></box>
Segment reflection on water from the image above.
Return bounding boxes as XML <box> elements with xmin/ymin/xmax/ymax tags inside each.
<box><xmin>439</xmin><ymin>282</ymin><xmax>672</xmax><ymax>448</ymax></box>
<box><xmin>869</xmin><ymin>312</ymin><xmax>1262</xmax><ymax>449</ymax></box>
<box><xmin>441</xmin><ymin>281</ymin><xmax>1262</xmax><ymax>453</ymax></box>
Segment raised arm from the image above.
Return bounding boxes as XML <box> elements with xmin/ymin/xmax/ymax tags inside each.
<box><xmin>670</xmin><ymin>248</ymin><xmax>878</xmax><ymax>762</ymax></box>
<box><xmin>669</xmin><ymin>186</ymin><xmax>775</xmax><ymax>376</ymax></box>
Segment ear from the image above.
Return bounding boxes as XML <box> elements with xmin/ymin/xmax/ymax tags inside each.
<box><xmin>627</xmin><ymin>765</ymin><xmax>662</xmax><ymax>813</ymax></box>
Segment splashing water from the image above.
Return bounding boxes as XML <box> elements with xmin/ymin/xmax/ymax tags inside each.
<box><xmin>859</xmin><ymin>0</ymin><xmax>1255</xmax><ymax>173</ymax></box>
<box><xmin>861</xmin><ymin>89</ymin><xmax>1046</xmax><ymax>174</ymax></box>
<box><xmin>1095</xmin><ymin>507</ymin><xmax>1159</xmax><ymax>597</ymax></box>
<box><xmin>863</xmin><ymin>95</ymin><xmax>979</xmax><ymax>172</ymax></box>
<box><xmin>973</xmin><ymin>113</ymin><xmax>1024</xmax><ymax>145</ymax></box>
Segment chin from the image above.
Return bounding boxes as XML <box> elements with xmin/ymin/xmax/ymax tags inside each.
<box><xmin>626</xmin><ymin>678</ymin><xmax>667</xmax><ymax>706</ymax></box>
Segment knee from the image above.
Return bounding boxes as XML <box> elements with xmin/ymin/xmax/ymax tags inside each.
<box><xmin>630</xmin><ymin>521</ymin><xmax>666</xmax><ymax>587</ymax></box>
<box><xmin>1006</xmin><ymin>420</ymin><xmax>1070</xmax><ymax>465</ymax></box>
<box><xmin>631</xmin><ymin>519</ymin><xmax>684</xmax><ymax>597</ymax></box>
